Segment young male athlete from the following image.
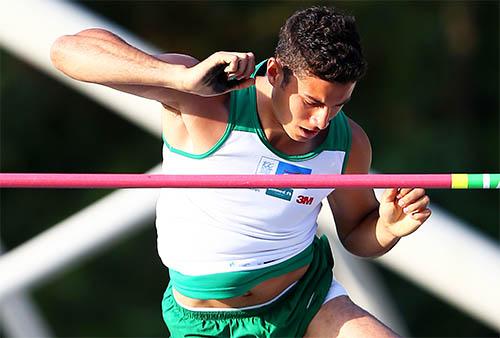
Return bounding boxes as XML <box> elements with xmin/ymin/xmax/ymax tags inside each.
<box><xmin>51</xmin><ymin>6</ymin><xmax>431</xmax><ymax>338</ymax></box>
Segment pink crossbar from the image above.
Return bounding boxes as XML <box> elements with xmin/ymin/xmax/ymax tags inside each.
<box><xmin>0</xmin><ymin>173</ymin><xmax>451</xmax><ymax>189</ymax></box>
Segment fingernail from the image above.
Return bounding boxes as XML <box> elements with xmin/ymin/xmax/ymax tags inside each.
<box><xmin>398</xmin><ymin>200</ymin><xmax>405</xmax><ymax>207</ymax></box>
<box><xmin>403</xmin><ymin>207</ymin><xmax>410</xmax><ymax>213</ymax></box>
<box><xmin>228</xmin><ymin>75</ymin><xmax>237</xmax><ymax>81</ymax></box>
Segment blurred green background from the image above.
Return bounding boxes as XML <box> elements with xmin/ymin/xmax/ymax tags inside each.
<box><xmin>1</xmin><ymin>1</ymin><xmax>498</xmax><ymax>337</ymax></box>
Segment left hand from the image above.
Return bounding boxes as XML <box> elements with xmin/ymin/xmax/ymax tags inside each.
<box><xmin>182</xmin><ymin>51</ymin><xmax>256</xmax><ymax>96</ymax></box>
<box><xmin>379</xmin><ymin>188</ymin><xmax>432</xmax><ymax>237</ymax></box>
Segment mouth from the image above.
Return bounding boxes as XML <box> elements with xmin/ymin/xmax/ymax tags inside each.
<box><xmin>299</xmin><ymin>127</ymin><xmax>320</xmax><ymax>139</ymax></box>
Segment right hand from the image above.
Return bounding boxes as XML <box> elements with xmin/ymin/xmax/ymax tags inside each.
<box><xmin>182</xmin><ymin>51</ymin><xmax>256</xmax><ymax>97</ymax></box>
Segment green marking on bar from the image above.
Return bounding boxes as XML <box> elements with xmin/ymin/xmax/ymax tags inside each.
<box><xmin>467</xmin><ymin>174</ymin><xmax>500</xmax><ymax>189</ymax></box>
<box><xmin>468</xmin><ymin>174</ymin><xmax>483</xmax><ymax>189</ymax></box>
<box><xmin>491</xmin><ymin>174</ymin><xmax>500</xmax><ymax>189</ymax></box>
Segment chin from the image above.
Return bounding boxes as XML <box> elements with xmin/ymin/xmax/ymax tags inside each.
<box><xmin>283</xmin><ymin>126</ymin><xmax>309</xmax><ymax>143</ymax></box>
<box><xmin>289</xmin><ymin>133</ymin><xmax>309</xmax><ymax>143</ymax></box>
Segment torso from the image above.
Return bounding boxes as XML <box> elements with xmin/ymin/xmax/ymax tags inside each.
<box><xmin>173</xmin><ymin>264</ymin><xmax>309</xmax><ymax>308</ymax></box>
<box><xmin>159</xmin><ymin>83</ymin><xmax>314</xmax><ymax>308</ymax></box>
<box><xmin>158</xmin><ymin>69</ymin><xmax>351</xmax><ymax>308</ymax></box>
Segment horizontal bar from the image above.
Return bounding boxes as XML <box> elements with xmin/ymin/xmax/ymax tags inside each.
<box><xmin>0</xmin><ymin>173</ymin><xmax>497</xmax><ymax>189</ymax></box>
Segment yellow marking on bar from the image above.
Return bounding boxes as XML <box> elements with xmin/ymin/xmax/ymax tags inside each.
<box><xmin>452</xmin><ymin>174</ymin><xmax>468</xmax><ymax>189</ymax></box>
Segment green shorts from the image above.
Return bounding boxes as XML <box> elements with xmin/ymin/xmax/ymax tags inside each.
<box><xmin>161</xmin><ymin>235</ymin><xmax>334</xmax><ymax>338</ymax></box>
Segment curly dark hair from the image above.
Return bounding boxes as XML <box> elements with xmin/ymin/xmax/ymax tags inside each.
<box><xmin>275</xmin><ymin>6</ymin><xmax>367</xmax><ymax>85</ymax></box>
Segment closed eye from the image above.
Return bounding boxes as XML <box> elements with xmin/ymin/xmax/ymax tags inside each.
<box><xmin>304</xmin><ymin>99</ymin><xmax>321</xmax><ymax>107</ymax></box>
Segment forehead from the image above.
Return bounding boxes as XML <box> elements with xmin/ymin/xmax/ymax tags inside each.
<box><xmin>295</xmin><ymin>75</ymin><xmax>355</xmax><ymax>104</ymax></box>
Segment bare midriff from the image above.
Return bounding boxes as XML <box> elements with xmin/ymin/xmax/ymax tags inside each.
<box><xmin>173</xmin><ymin>264</ymin><xmax>310</xmax><ymax>308</ymax></box>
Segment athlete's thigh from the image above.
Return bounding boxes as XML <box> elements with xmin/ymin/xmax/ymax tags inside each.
<box><xmin>304</xmin><ymin>295</ymin><xmax>400</xmax><ymax>338</ymax></box>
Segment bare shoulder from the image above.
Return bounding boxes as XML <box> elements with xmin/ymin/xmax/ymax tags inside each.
<box><xmin>327</xmin><ymin>119</ymin><xmax>378</xmax><ymax>242</ymax></box>
<box><xmin>158</xmin><ymin>53</ymin><xmax>230</xmax><ymax>154</ymax></box>
<box><xmin>346</xmin><ymin>118</ymin><xmax>372</xmax><ymax>174</ymax></box>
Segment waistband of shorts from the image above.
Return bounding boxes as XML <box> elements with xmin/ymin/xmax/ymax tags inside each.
<box><xmin>173</xmin><ymin>281</ymin><xmax>298</xmax><ymax>313</ymax></box>
<box><xmin>166</xmin><ymin>280</ymin><xmax>296</xmax><ymax>320</ymax></box>
<box><xmin>162</xmin><ymin>235</ymin><xmax>334</xmax><ymax>320</ymax></box>
<box><xmin>168</xmin><ymin>240</ymin><xmax>315</xmax><ymax>299</ymax></box>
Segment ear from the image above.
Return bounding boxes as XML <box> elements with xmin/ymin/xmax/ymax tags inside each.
<box><xmin>266</xmin><ymin>57</ymin><xmax>283</xmax><ymax>87</ymax></box>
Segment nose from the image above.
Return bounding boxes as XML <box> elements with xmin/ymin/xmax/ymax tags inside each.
<box><xmin>310</xmin><ymin>107</ymin><xmax>330</xmax><ymax>130</ymax></box>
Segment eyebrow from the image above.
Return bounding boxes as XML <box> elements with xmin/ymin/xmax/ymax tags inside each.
<box><xmin>304</xmin><ymin>94</ymin><xmax>351</xmax><ymax>107</ymax></box>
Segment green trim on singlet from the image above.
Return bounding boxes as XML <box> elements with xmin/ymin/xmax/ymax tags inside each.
<box><xmin>162</xmin><ymin>58</ymin><xmax>351</xmax><ymax>163</ymax></box>
<box><xmin>168</xmin><ymin>241</ymin><xmax>314</xmax><ymax>300</ymax></box>
<box><xmin>161</xmin><ymin>101</ymin><xmax>235</xmax><ymax>159</ymax></box>
<box><xmin>230</xmin><ymin>59</ymin><xmax>352</xmax><ymax>162</ymax></box>
<box><xmin>250</xmin><ymin>99</ymin><xmax>350</xmax><ymax>162</ymax></box>
<box><xmin>160</xmin><ymin>61</ymin><xmax>266</xmax><ymax>159</ymax></box>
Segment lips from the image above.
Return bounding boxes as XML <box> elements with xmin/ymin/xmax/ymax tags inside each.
<box><xmin>299</xmin><ymin>127</ymin><xmax>319</xmax><ymax>138</ymax></box>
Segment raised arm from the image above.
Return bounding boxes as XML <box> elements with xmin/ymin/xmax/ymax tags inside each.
<box><xmin>327</xmin><ymin>119</ymin><xmax>431</xmax><ymax>258</ymax></box>
<box><xmin>51</xmin><ymin>29</ymin><xmax>187</xmax><ymax>88</ymax></box>
<box><xmin>50</xmin><ymin>28</ymin><xmax>256</xmax><ymax>107</ymax></box>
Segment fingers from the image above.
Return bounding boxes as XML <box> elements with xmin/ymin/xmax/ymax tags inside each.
<box><xmin>410</xmin><ymin>208</ymin><xmax>432</xmax><ymax>222</ymax></box>
<box><xmin>220</xmin><ymin>52</ymin><xmax>255</xmax><ymax>80</ymax></box>
<box><xmin>381</xmin><ymin>188</ymin><xmax>399</xmax><ymax>203</ymax></box>
<box><xmin>243</xmin><ymin>54</ymin><xmax>256</xmax><ymax>79</ymax></box>
<box><xmin>396</xmin><ymin>188</ymin><xmax>430</xmax><ymax>214</ymax></box>
<box><xmin>380</xmin><ymin>188</ymin><xmax>432</xmax><ymax>238</ymax></box>
<box><xmin>401</xmin><ymin>194</ymin><xmax>430</xmax><ymax>214</ymax></box>
<box><xmin>190</xmin><ymin>51</ymin><xmax>256</xmax><ymax>96</ymax></box>
<box><xmin>396</xmin><ymin>188</ymin><xmax>413</xmax><ymax>200</ymax></box>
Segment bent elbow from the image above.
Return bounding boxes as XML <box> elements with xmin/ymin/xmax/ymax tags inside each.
<box><xmin>50</xmin><ymin>35</ymin><xmax>72</xmax><ymax>71</ymax></box>
<box><xmin>49</xmin><ymin>35</ymin><xmax>90</xmax><ymax>83</ymax></box>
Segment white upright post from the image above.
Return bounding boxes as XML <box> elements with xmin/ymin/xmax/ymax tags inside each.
<box><xmin>0</xmin><ymin>243</ymin><xmax>53</xmax><ymax>338</ymax></box>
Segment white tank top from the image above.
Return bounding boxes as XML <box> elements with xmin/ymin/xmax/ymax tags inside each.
<box><xmin>155</xmin><ymin>72</ymin><xmax>351</xmax><ymax>280</ymax></box>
